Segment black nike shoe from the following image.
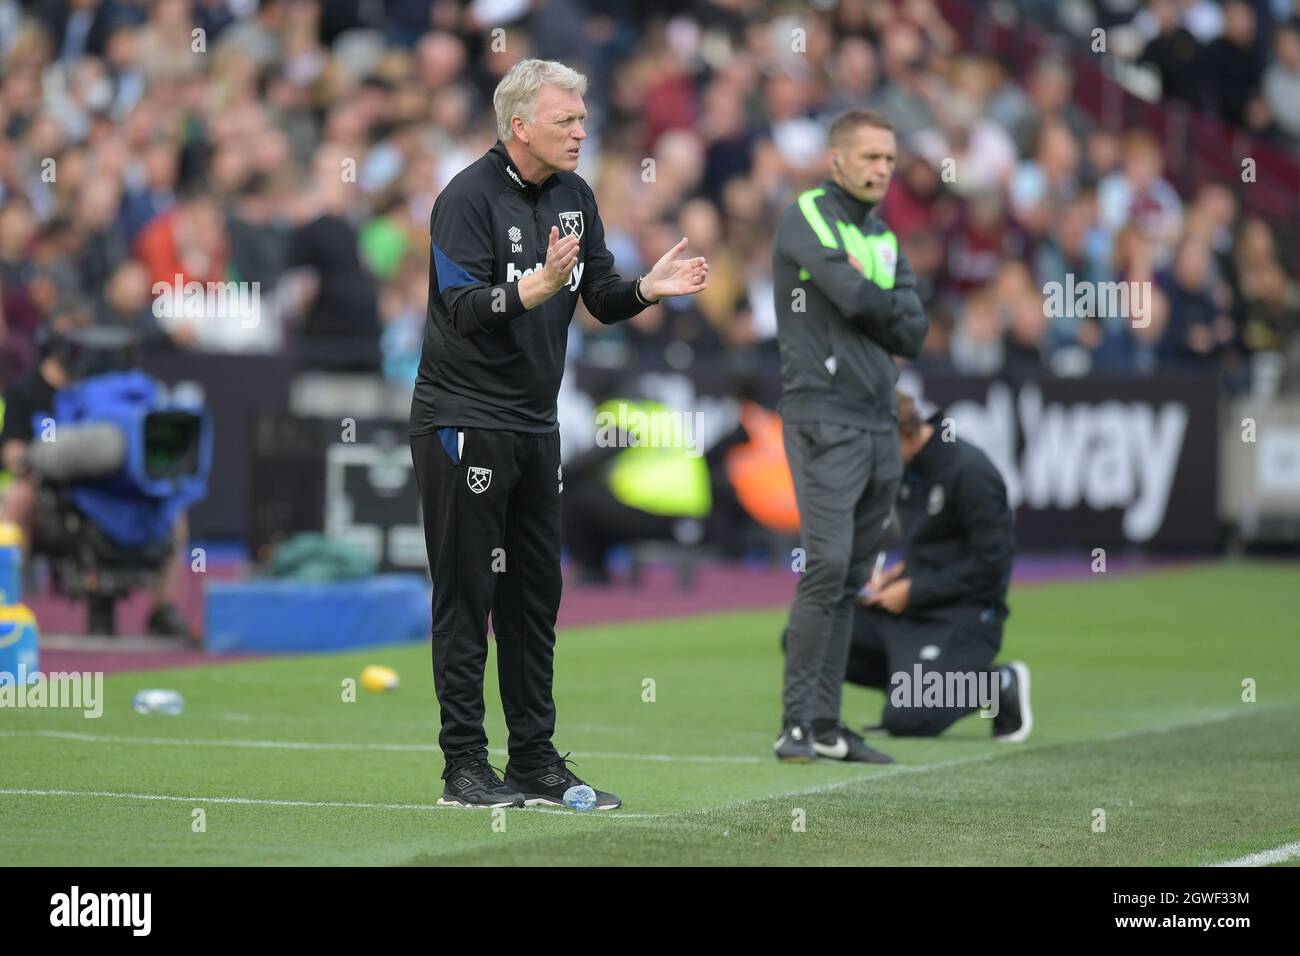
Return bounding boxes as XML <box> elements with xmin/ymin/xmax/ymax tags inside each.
<box><xmin>438</xmin><ymin>757</ymin><xmax>525</xmax><ymax>808</ymax></box>
<box><xmin>774</xmin><ymin>721</ymin><xmax>816</xmax><ymax>762</ymax></box>
<box><xmin>992</xmin><ymin>661</ymin><xmax>1033</xmax><ymax>742</ymax></box>
<box><xmin>814</xmin><ymin>722</ymin><xmax>895</xmax><ymax>763</ymax></box>
<box><xmin>505</xmin><ymin>753</ymin><xmax>622</xmax><ymax>810</ymax></box>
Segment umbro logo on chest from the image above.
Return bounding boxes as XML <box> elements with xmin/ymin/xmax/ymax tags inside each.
<box><xmin>504</xmin><ymin>211</ymin><xmax>583</xmax><ymax>251</ymax></box>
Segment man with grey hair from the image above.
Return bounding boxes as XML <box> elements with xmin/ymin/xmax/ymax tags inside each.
<box><xmin>410</xmin><ymin>58</ymin><xmax>709</xmax><ymax>809</ymax></box>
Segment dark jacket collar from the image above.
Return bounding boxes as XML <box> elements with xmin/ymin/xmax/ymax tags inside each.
<box><xmin>823</xmin><ymin>178</ymin><xmax>878</xmax><ymax>223</ymax></box>
<box><xmin>489</xmin><ymin>139</ymin><xmax>558</xmax><ymax>196</ymax></box>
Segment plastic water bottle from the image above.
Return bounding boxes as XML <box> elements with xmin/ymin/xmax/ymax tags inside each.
<box><xmin>132</xmin><ymin>689</ymin><xmax>184</xmax><ymax>715</ymax></box>
<box><xmin>562</xmin><ymin>785</ymin><xmax>596</xmax><ymax>811</ymax></box>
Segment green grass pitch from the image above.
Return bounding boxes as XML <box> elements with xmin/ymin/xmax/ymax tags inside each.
<box><xmin>2</xmin><ymin>561</ymin><xmax>1297</xmax><ymax>866</ymax></box>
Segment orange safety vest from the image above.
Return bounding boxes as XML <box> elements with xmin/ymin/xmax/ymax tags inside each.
<box><xmin>724</xmin><ymin>401</ymin><xmax>800</xmax><ymax>534</ymax></box>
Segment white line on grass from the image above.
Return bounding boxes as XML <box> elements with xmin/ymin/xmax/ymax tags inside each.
<box><xmin>0</xmin><ymin>787</ymin><xmax>664</xmax><ymax>819</ymax></box>
<box><xmin>0</xmin><ymin>729</ymin><xmax>766</xmax><ymax>764</ymax></box>
<box><xmin>0</xmin><ymin>707</ymin><xmax>1268</xmax><ymax>827</ymax></box>
<box><xmin>646</xmin><ymin>706</ymin><xmax>1262</xmax><ymax>821</ymax></box>
<box><xmin>1210</xmin><ymin>840</ymin><xmax>1300</xmax><ymax>867</ymax></box>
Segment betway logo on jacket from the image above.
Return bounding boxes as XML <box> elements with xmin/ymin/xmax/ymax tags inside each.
<box><xmin>506</xmin><ymin>260</ymin><xmax>584</xmax><ymax>292</ymax></box>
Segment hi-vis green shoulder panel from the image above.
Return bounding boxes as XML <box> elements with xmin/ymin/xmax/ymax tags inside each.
<box><xmin>795</xmin><ymin>188</ymin><xmax>898</xmax><ymax>289</ymax></box>
<box><xmin>837</xmin><ymin>223</ymin><xmax>898</xmax><ymax>290</ymax></box>
<box><xmin>797</xmin><ymin>188</ymin><xmax>837</xmax><ymax>250</ymax></box>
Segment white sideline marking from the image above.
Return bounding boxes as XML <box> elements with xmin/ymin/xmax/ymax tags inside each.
<box><xmin>0</xmin><ymin>730</ymin><xmax>764</xmax><ymax>764</ymax></box>
<box><xmin>0</xmin><ymin>787</ymin><xmax>440</xmax><ymax>811</ymax></box>
<box><xmin>0</xmin><ymin>707</ymin><xmax>1271</xmax><ymax>828</ymax></box>
<box><xmin>0</xmin><ymin>787</ymin><xmax>662</xmax><ymax>819</ymax></box>
<box><xmin>668</xmin><ymin>706</ymin><xmax>1259</xmax><ymax>820</ymax></box>
<box><xmin>1210</xmin><ymin>840</ymin><xmax>1300</xmax><ymax>867</ymax></box>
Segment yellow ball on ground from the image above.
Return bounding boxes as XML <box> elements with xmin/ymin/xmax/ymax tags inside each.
<box><xmin>360</xmin><ymin>665</ymin><xmax>400</xmax><ymax>693</ymax></box>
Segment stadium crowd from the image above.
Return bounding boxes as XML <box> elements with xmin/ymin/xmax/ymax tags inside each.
<box><xmin>0</xmin><ymin>0</ymin><xmax>1297</xmax><ymax>407</ymax></box>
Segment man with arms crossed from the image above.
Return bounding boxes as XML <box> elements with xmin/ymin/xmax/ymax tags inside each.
<box><xmin>771</xmin><ymin>110</ymin><xmax>927</xmax><ymax>763</ymax></box>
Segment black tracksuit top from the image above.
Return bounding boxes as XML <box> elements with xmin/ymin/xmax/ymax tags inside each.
<box><xmin>897</xmin><ymin>415</ymin><xmax>1015</xmax><ymax>620</ymax></box>
<box><xmin>410</xmin><ymin>140</ymin><xmax>648</xmax><ymax>436</ymax></box>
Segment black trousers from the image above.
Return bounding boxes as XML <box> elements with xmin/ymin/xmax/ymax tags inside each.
<box><xmin>410</xmin><ymin>427</ymin><xmax>564</xmax><ymax>769</ymax></box>
<box><xmin>846</xmin><ymin>604</ymin><xmax>1002</xmax><ymax>737</ymax></box>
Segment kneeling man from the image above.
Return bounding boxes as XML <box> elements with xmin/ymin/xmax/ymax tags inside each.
<box><xmin>850</xmin><ymin>391</ymin><xmax>1031</xmax><ymax>740</ymax></box>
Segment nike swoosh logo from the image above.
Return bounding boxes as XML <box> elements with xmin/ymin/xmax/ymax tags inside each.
<box><xmin>814</xmin><ymin>736</ymin><xmax>849</xmax><ymax>759</ymax></box>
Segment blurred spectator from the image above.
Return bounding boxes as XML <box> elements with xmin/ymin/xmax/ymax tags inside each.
<box><xmin>913</xmin><ymin>94</ymin><xmax>1017</xmax><ymax>198</ymax></box>
<box><xmin>983</xmin><ymin>56</ymin><xmax>1034</xmax><ymax>139</ymax></box>
<box><xmin>0</xmin><ymin>0</ymin><xmax>1289</xmax><ymax>405</ymax></box>
<box><xmin>677</xmin><ymin>196</ymin><xmax>744</xmax><ymax>340</ymax></box>
<box><xmin>1235</xmin><ymin>258</ymin><xmax>1300</xmax><ymax>358</ymax></box>
<box><xmin>1002</xmin><ymin>284</ymin><xmax>1050</xmax><ymax>381</ymax></box>
<box><xmin>118</xmin><ymin>139</ymin><xmax>178</xmax><ymax>242</ymax></box>
<box><xmin>761</xmin><ymin>71</ymin><xmax>824</xmax><ymax>186</ymax></box>
<box><xmin>1009</xmin><ymin>118</ymin><xmax>1081</xmax><ymax>238</ymax></box>
<box><xmin>213</xmin><ymin>0</ymin><xmax>286</xmax><ymax>68</ymax></box>
<box><xmin>136</xmin><ymin>0</ymin><xmax>205</xmax><ymax>85</ymax></box>
<box><xmin>1186</xmin><ymin>183</ymin><xmax>1239</xmax><ymax>270</ymax></box>
<box><xmin>698</xmin><ymin>73</ymin><xmax>760</xmax><ymax>204</ymax></box>
<box><xmin>1097</xmin><ymin>130</ymin><xmax>1183</xmax><ymax>265</ymax></box>
<box><xmin>378</xmin><ymin>255</ymin><xmax>425</xmax><ymax>387</ymax></box>
<box><xmin>0</xmin><ymin>197</ymin><xmax>36</xmax><ymax>291</ymax></box>
<box><xmin>1199</xmin><ymin>0</ymin><xmax>1263</xmax><ymax>128</ymax></box>
<box><xmin>283</xmin><ymin>150</ymin><xmax>380</xmax><ymax>371</ymax></box>
<box><xmin>95</xmin><ymin>259</ymin><xmax>158</xmax><ymax>339</ymax></box>
<box><xmin>873</xmin><ymin>20</ymin><xmax>939</xmax><ymax>143</ymax></box>
<box><xmin>1008</xmin><ymin>55</ymin><xmax>1090</xmax><ymax>157</ymax></box>
<box><xmin>1035</xmin><ymin>197</ymin><xmax>1112</xmax><ymax>351</ymax></box>
<box><xmin>31</xmin><ymin>0</ymin><xmax>132</xmax><ymax>63</ymax></box>
<box><xmin>1156</xmin><ymin>239</ymin><xmax>1239</xmax><ymax>372</ymax></box>
<box><xmin>877</xmin><ymin>153</ymin><xmax>957</xmax><ymax>241</ymax></box>
<box><xmin>821</xmin><ymin>36</ymin><xmax>882</xmax><ymax>120</ymax></box>
<box><xmin>950</xmin><ymin>291</ymin><xmax>1004</xmax><ymax>376</ymax></box>
<box><xmin>1104</xmin><ymin>285</ymin><xmax>1171</xmax><ymax>376</ymax></box>
<box><xmin>76</xmin><ymin>176</ymin><xmax>128</xmax><ymax>295</ymax></box>
<box><xmin>946</xmin><ymin>190</ymin><xmax>1023</xmax><ymax>295</ymax></box>
<box><xmin>1079</xmin><ymin>127</ymin><xmax>1122</xmax><ymax>188</ymax></box>
<box><xmin>1263</xmin><ymin>22</ymin><xmax>1300</xmax><ymax>142</ymax></box>
<box><xmin>1139</xmin><ymin>0</ymin><xmax>1203</xmax><ymax>105</ymax></box>
<box><xmin>133</xmin><ymin>187</ymin><xmax>227</xmax><ymax>290</ymax></box>
<box><xmin>226</xmin><ymin>175</ymin><xmax>289</xmax><ymax>292</ymax></box>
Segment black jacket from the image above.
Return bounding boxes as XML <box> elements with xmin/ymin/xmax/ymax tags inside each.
<box><xmin>410</xmin><ymin>141</ymin><xmax>647</xmax><ymax>436</ymax></box>
<box><xmin>897</xmin><ymin>415</ymin><xmax>1014</xmax><ymax>622</ymax></box>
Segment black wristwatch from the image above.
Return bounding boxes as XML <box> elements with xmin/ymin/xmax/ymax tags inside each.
<box><xmin>635</xmin><ymin>275</ymin><xmax>659</xmax><ymax>305</ymax></box>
